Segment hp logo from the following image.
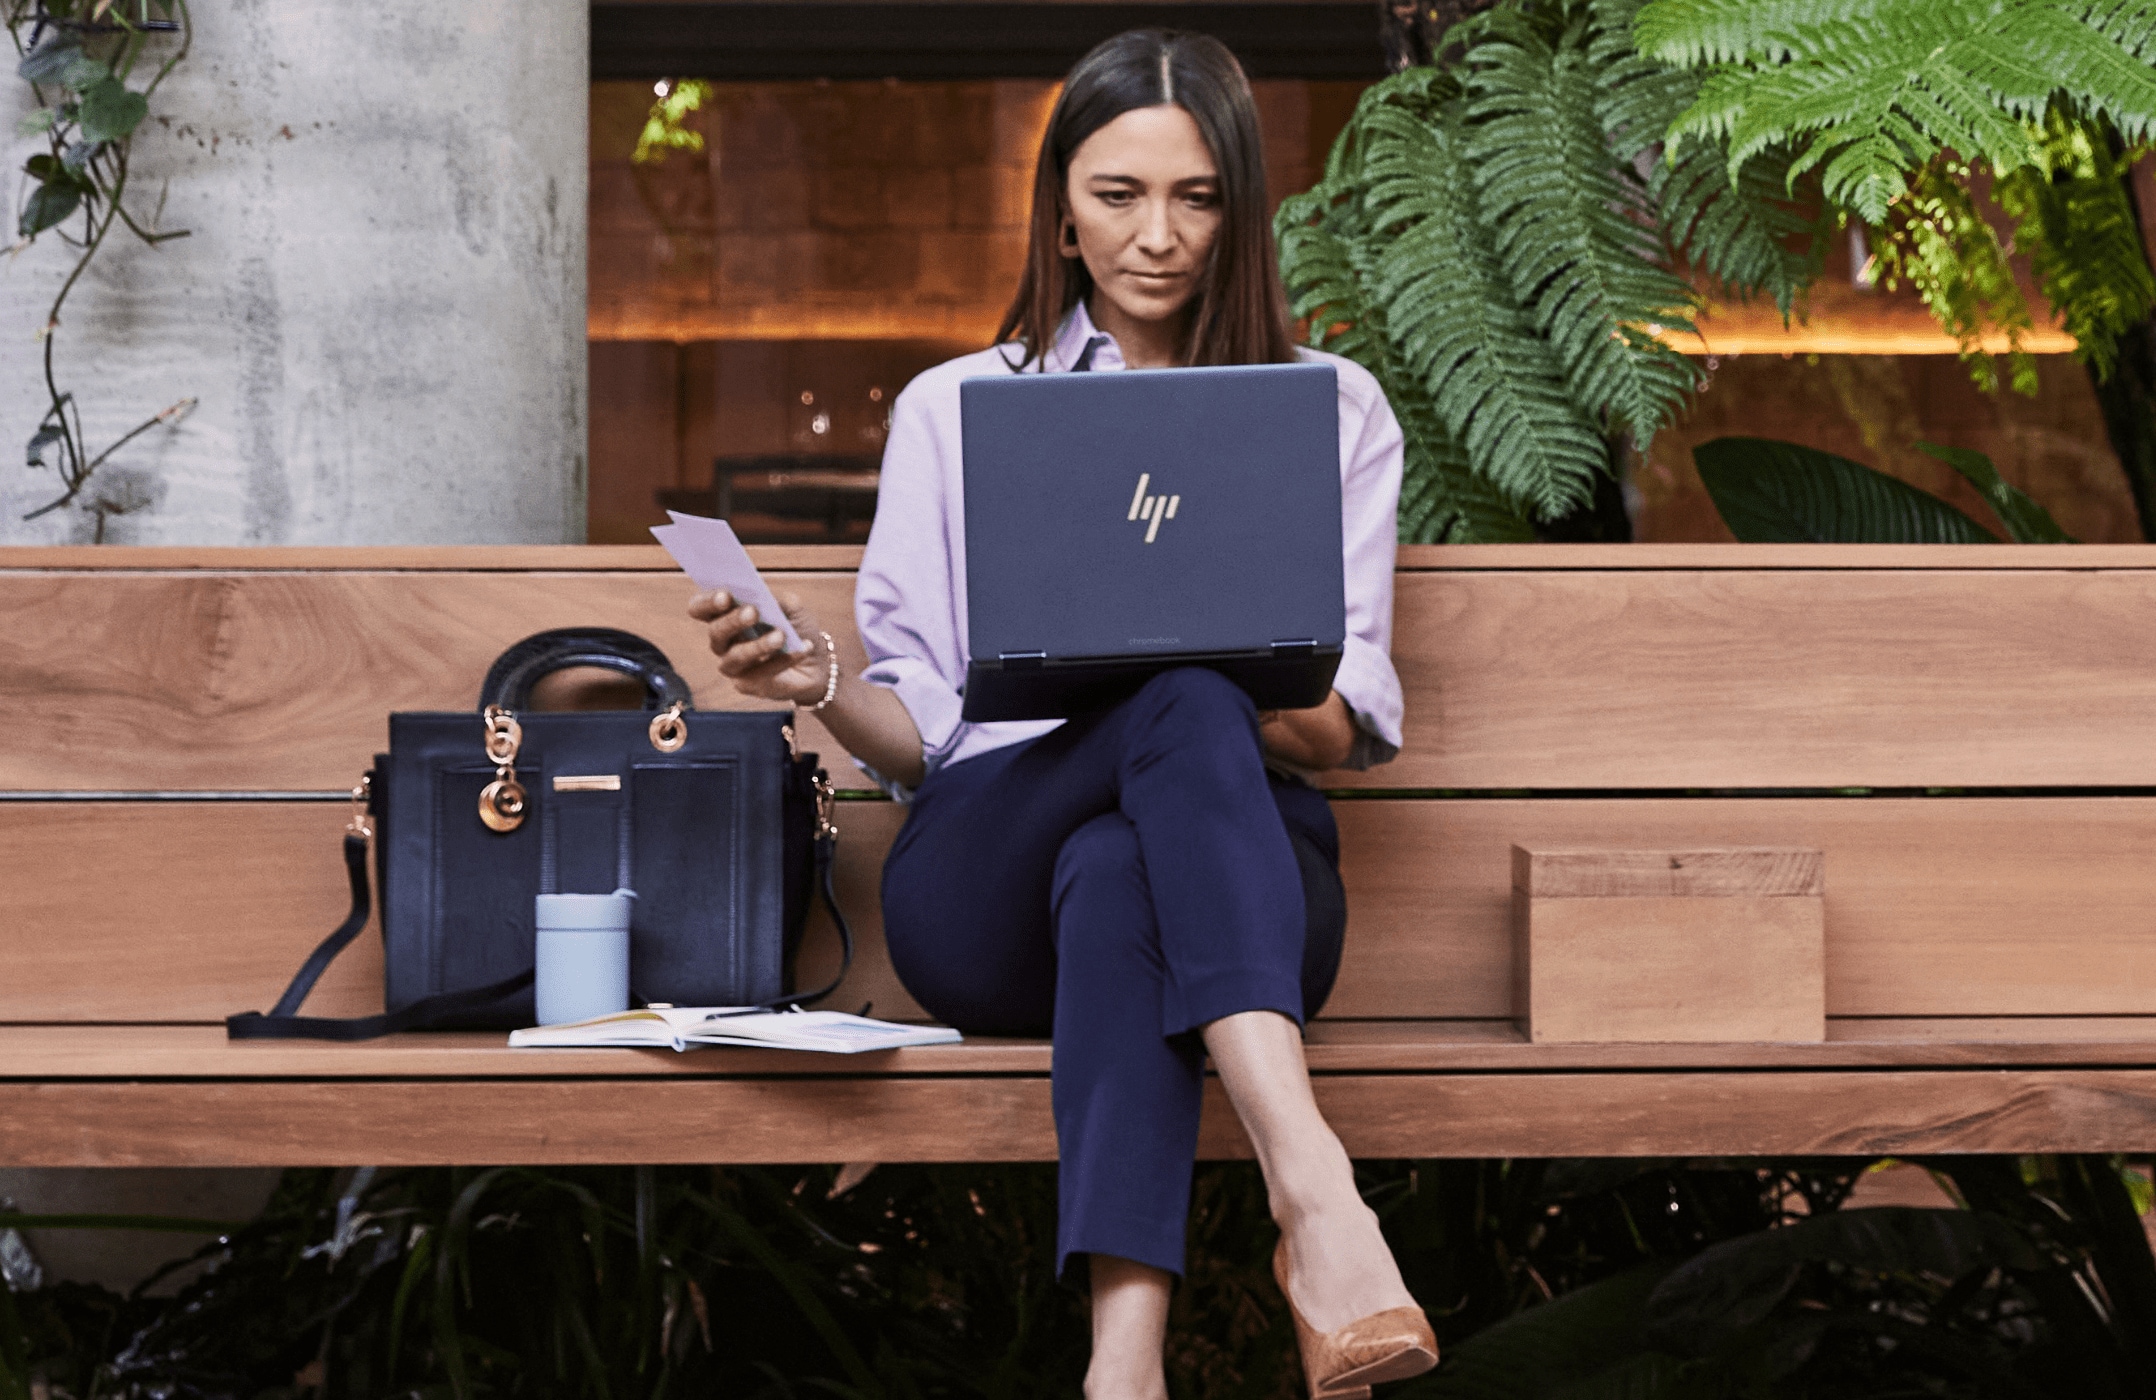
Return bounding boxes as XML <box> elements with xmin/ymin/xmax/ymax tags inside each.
<box><xmin>1126</xmin><ymin>473</ymin><xmax>1180</xmax><ymax>544</ymax></box>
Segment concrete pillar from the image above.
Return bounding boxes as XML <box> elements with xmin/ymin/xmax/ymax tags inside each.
<box><xmin>0</xmin><ymin>0</ymin><xmax>587</xmax><ymax>1293</ymax></box>
<box><xmin>0</xmin><ymin>0</ymin><xmax>588</xmax><ymax>544</ymax></box>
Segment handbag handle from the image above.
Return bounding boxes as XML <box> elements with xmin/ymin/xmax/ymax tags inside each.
<box><xmin>478</xmin><ymin>628</ymin><xmax>694</xmax><ymax>713</ymax></box>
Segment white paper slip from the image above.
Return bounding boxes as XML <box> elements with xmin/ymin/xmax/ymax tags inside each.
<box><xmin>508</xmin><ymin>1006</ymin><xmax>963</xmax><ymax>1054</ymax></box>
<box><xmin>650</xmin><ymin>511</ymin><xmax>807</xmax><ymax>654</ymax></box>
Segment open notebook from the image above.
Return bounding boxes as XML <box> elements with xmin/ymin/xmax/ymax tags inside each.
<box><xmin>507</xmin><ymin>1007</ymin><xmax>962</xmax><ymax>1054</ymax></box>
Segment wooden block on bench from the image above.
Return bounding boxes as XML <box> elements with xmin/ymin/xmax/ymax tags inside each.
<box><xmin>1511</xmin><ymin>847</ymin><xmax>1825</xmax><ymax>1044</ymax></box>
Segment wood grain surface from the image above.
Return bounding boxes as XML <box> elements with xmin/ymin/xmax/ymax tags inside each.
<box><xmin>1516</xmin><ymin>895</ymin><xmax>1825</xmax><ymax>1043</ymax></box>
<box><xmin>10</xmin><ymin>797</ymin><xmax>2156</xmax><ymax>1023</ymax></box>
<box><xmin>0</xmin><ymin>569</ymin><xmax>882</xmax><ymax>792</ymax></box>
<box><xmin>0</xmin><ymin>800</ymin><xmax>913</xmax><ymax>1023</ymax></box>
<box><xmin>1514</xmin><ymin>847</ymin><xmax>1825</xmax><ymax>898</ymax></box>
<box><xmin>6</xmin><ymin>1069</ymin><xmax>2156</xmax><ymax>1165</ymax></box>
<box><xmin>11</xmin><ymin>543</ymin><xmax>2156</xmax><ymax>573</ymax></box>
<box><xmin>10</xmin><ymin>1021</ymin><xmax>2156</xmax><ymax>1080</ymax></box>
<box><xmin>14</xmin><ymin>561</ymin><xmax>2156</xmax><ymax>791</ymax></box>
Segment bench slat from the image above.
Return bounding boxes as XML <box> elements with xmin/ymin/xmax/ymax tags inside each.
<box><xmin>8</xmin><ymin>1021</ymin><xmax>2156</xmax><ymax>1080</ymax></box>
<box><xmin>7</xmin><ymin>1070</ymin><xmax>2156</xmax><ymax>1166</ymax></box>
<box><xmin>13</xmin><ymin>554</ymin><xmax>2156</xmax><ymax>793</ymax></box>
<box><xmin>12</xmin><ymin>796</ymin><xmax>2156</xmax><ymax>1024</ymax></box>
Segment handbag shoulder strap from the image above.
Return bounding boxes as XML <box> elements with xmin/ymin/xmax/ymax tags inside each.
<box><xmin>226</xmin><ymin>809</ymin><xmax>856</xmax><ymax>1042</ymax></box>
<box><xmin>224</xmin><ymin>831</ymin><xmax>535</xmax><ymax>1041</ymax></box>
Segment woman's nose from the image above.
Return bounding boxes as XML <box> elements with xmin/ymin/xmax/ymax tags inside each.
<box><xmin>1134</xmin><ymin>198</ymin><xmax>1177</xmax><ymax>255</ymax></box>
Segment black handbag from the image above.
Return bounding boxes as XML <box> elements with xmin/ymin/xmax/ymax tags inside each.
<box><xmin>227</xmin><ymin>628</ymin><xmax>850</xmax><ymax>1040</ymax></box>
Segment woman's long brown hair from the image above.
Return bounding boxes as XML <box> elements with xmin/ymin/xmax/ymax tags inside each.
<box><xmin>994</xmin><ymin>30</ymin><xmax>1298</xmax><ymax>369</ymax></box>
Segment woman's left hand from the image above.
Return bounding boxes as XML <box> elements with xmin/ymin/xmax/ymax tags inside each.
<box><xmin>1258</xmin><ymin>691</ymin><xmax>1357</xmax><ymax>771</ymax></box>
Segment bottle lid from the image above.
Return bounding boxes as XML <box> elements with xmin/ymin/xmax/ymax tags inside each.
<box><xmin>534</xmin><ymin>888</ymin><xmax>635</xmax><ymax>930</ymax></box>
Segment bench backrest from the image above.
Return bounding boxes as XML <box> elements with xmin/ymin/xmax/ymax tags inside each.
<box><xmin>7</xmin><ymin>543</ymin><xmax>2156</xmax><ymax>1029</ymax></box>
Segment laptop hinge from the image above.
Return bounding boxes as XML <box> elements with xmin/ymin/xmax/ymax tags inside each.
<box><xmin>998</xmin><ymin>651</ymin><xmax>1048</xmax><ymax>671</ymax></box>
<box><xmin>1271</xmin><ymin>639</ymin><xmax>1317</xmax><ymax>659</ymax></box>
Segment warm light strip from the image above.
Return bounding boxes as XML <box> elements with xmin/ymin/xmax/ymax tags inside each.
<box><xmin>1661</xmin><ymin>328</ymin><xmax>2080</xmax><ymax>356</ymax></box>
<box><xmin>589</xmin><ymin>308</ymin><xmax>1008</xmax><ymax>344</ymax></box>
<box><xmin>589</xmin><ymin>311</ymin><xmax>2083</xmax><ymax>357</ymax></box>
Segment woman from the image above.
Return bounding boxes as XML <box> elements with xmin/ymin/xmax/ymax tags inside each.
<box><xmin>691</xmin><ymin>30</ymin><xmax>1432</xmax><ymax>1400</ymax></box>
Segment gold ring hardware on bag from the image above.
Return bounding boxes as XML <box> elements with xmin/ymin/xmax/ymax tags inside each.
<box><xmin>813</xmin><ymin>770</ymin><xmax>838</xmax><ymax>842</ymax></box>
<box><xmin>479</xmin><ymin>704</ymin><xmax>528</xmax><ymax>832</ymax></box>
<box><xmin>649</xmin><ymin>701</ymin><xmax>688</xmax><ymax>754</ymax></box>
<box><xmin>348</xmin><ymin>773</ymin><xmax>374</xmax><ymax>840</ymax></box>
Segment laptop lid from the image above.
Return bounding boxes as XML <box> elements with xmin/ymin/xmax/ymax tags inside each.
<box><xmin>960</xmin><ymin>362</ymin><xmax>1345</xmax><ymax>667</ymax></box>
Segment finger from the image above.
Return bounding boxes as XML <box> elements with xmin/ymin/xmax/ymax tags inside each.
<box><xmin>702</xmin><ymin>604</ymin><xmax>758</xmax><ymax>645</ymax></box>
<box><xmin>715</xmin><ymin>625</ymin><xmax>797</xmax><ymax>677</ymax></box>
<box><xmin>685</xmin><ymin>588</ymin><xmax>734</xmax><ymax>621</ymax></box>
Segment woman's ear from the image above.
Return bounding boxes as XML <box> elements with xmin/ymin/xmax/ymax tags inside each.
<box><xmin>1058</xmin><ymin>211</ymin><xmax>1080</xmax><ymax>259</ymax></box>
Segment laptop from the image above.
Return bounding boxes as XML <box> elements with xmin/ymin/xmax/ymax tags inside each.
<box><xmin>959</xmin><ymin>361</ymin><xmax>1346</xmax><ymax>723</ymax></box>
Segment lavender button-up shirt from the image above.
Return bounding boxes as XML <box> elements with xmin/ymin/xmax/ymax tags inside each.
<box><xmin>854</xmin><ymin>302</ymin><xmax>1405</xmax><ymax>798</ymax></box>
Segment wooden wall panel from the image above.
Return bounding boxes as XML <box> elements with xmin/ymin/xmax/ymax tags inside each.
<box><xmin>1384</xmin><ymin>566</ymin><xmax>2156</xmax><ymax>790</ymax></box>
<box><xmin>1338</xmin><ymin>797</ymin><xmax>2156</xmax><ymax>1018</ymax></box>
<box><xmin>0</xmin><ymin>801</ymin><xmax>915</xmax><ymax>1024</ymax></box>
<box><xmin>0</xmin><ymin>570</ymin><xmax>883</xmax><ymax>791</ymax></box>
<box><xmin>13</xmin><ymin>559</ymin><xmax>2156</xmax><ymax>793</ymax></box>
<box><xmin>11</xmin><ymin>797</ymin><xmax>2156</xmax><ymax>1024</ymax></box>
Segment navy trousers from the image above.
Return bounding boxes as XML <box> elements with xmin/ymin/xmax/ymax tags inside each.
<box><xmin>880</xmin><ymin>668</ymin><xmax>1347</xmax><ymax>1279</ymax></box>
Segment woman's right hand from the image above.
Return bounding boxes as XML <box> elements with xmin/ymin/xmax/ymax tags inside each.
<box><xmin>688</xmin><ymin>588</ymin><xmax>828</xmax><ymax>704</ymax></box>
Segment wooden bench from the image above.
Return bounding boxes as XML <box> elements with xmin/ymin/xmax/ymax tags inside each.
<box><xmin>7</xmin><ymin>543</ymin><xmax>2156</xmax><ymax>1167</ymax></box>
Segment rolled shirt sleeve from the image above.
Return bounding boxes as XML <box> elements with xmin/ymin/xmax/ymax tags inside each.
<box><xmin>855</xmin><ymin>377</ymin><xmax>971</xmax><ymax>795</ymax></box>
<box><xmin>1313</xmin><ymin>350</ymin><xmax>1405</xmax><ymax>770</ymax></box>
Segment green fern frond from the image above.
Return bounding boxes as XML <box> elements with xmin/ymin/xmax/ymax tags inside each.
<box><xmin>1393</xmin><ymin>393</ymin><xmax>1539</xmax><ymax>542</ymax></box>
<box><xmin>1465</xmin><ymin>9</ymin><xmax>1700</xmax><ymax>449</ymax></box>
<box><xmin>1361</xmin><ymin>96</ymin><xmax>1610</xmax><ymax>516</ymax></box>
<box><xmin>1633</xmin><ymin>0</ymin><xmax>1887</xmax><ymax>65</ymax></box>
<box><xmin>1868</xmin><ymin>163</ymin><xmax>2040</xmax><ymax>394</ymax></box>
<box><xmin>1657</xmin><ymin>144</ymin><xmax>1819</xmax><ymax>314</ymax></box>
<box><xmin>1981</xmin><ymin>7</ymin><xmax>2156</xmax><ymax>139</ymax></box>
<box><xmin>1649</xmin><ymin>0</ymin><xmax>2156</xmax><ymax>222</ymax></box>
<box><xmin>2073</xmin><ymin>0</ymin><xmax>2156</xmax><ymax>60</ymax></box>
<box><xmin>1994</xmin><ymin>108</ymin><xmax>2156</xmax><ymax>379</ymax></box>
<box><xmin>1276</xmin><ymin>85</ymin><xmax>1539</xmax><ymax>542</ymax></box>
<box><xmin>1713</xmin><ymin>30</ymin><xmax>2047</xmax><ymax>220</ymax></box>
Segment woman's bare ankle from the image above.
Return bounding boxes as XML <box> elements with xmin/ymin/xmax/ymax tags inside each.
<box><xmin>1083</xmin><ymin>1354</ymin><xmax>1169</xmax><ymax>1400</ymax></box>
<box><xmin>1274</xmin><ymin>1188</ymin><xmax>1418</xmax><ymax>1333</ymax></box>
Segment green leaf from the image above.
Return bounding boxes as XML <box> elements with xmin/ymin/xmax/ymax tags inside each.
<box><xmin>58</xmin><ymin>52</ymin><xmax>110</xmax><ymax>93</ymax></box>
<box><xmin>1695</xmin><ymin>436</ymin><xmax>2002</xmax><ymax>542</ymax></box>
<box><xmin>26</xmin><ymin>426</ymin><xmax>65</xmax><ymax>468</ymax></box>
<box><xmin>77</xmin><ymin>78</ymin><xmax>148</xmax><ymax>144</ymax></box>
<box><xmin>1645</xmin><ymin>1206</ymin><xmax>2043</xmax><ymax>1354</ymax></box>
<box><xmin>16</xmin><ymin>37</ymin><xmax>81</xmax><ymax>84</ymax></box>
<box><xmin>1648</xmin><ymin>0</ymin><xmax>2156</xmax><ymax>221</ymax></box>
<box><xmin>1916</xmin><ymin>441</ymin><xmax>2076</xmax><ymax>540</ymax></box>
<box><xmin>15</xmin><ymin>107</ymin><xmax>55</xmax><ymax>137</ymax></box>
<box><xmin>1393</xmin><ymin>1265</ymin><xmax>1678</xmax><ymax>1398</ymax></box>
<box><xmin>1993</xmin><ymin>107</ymin><xmax>2156</xmax><ymax>383</ymax></box>
<box><xmin>1464</xmin><ymin>7</ymin><xmax>1701</xmax><ymax>450</ymax></box>
<box><xmin>19</xmin><ymin>180</ymin><xmax>83</xmax><ymax>236</ymax></box>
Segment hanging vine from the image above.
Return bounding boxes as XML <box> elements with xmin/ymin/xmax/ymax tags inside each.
<box><xmin>7</xmin><ymin>0</ymin><xmax>191</xmax><ymax>532</ymax></box>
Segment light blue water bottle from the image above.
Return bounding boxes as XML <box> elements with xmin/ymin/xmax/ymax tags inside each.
<box><xmin>533</xmin><ymin>889</ymin><xmax>635</xmax><ymax>1026</ymax></box>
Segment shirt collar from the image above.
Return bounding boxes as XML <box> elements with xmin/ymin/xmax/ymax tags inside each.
<box><xmin>1048</xmin><ymin>300</ymin><xmax>1125</xmax><ymax>373</ymax></box>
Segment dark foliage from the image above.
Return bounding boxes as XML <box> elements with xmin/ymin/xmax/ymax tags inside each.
<box><xmin>1</xmin><ymin>1156</ymin><xmax>2150</xmax><ymax>1399</ymax></box>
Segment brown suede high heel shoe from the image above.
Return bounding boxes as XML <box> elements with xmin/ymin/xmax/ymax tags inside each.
<box><xmin>1272</xmin><ymin>1237</ymin><xmax>1438</xmax><ymax>1400</ymax></box>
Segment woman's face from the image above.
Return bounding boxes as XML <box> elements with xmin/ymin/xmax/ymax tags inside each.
<box><xmin>1063</xmin><ymin>103</ymin><xmax>1223</xmax><ymax>329</ymax></box>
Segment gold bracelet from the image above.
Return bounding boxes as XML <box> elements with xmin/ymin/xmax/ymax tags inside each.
<box><xmin>803</xmin><ymin>630</ymin><xmax>840</xmax><ymax>712</ymax></box>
